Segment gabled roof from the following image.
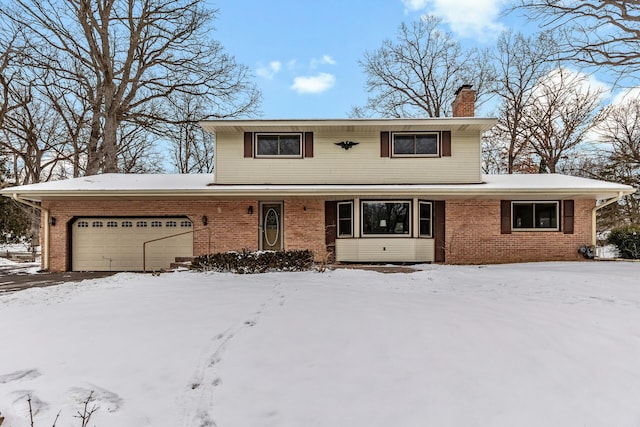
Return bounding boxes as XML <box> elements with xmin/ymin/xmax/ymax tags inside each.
<box><xmin>1</xmin><ymin>173</ymin><xmax>634</xmax><ymax>202</ymax></box>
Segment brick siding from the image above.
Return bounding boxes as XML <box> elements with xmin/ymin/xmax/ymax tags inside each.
<box><xmin>444</xmin><ymin>199</ymin><xmax>594</xmax><ymax>264</ymax></box>
<box><xmin>42</xmin><ymin>199</ymin><xmax>327</xmax><ymax>272</ymax></box>
<box><xmin>41</xmin><ymin>198</ymin><xmax>594</xmax><ymax>271</ymax></box>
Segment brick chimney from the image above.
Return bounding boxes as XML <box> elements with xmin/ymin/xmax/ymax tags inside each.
<box><xmin>452</xmin><ymin>84</ymin><xmax>475</xmax><ymax>117</ymax></box>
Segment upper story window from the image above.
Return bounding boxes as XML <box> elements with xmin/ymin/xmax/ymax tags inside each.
<box><xmin>512</xmin><ymin>201</ymin><xmax>559</xmax><ymax>231</ymax></box>
<box><xmin>255</xmin><ymin>133</ymin><xmax>302</xmax><ymax>158</ymax></box>
<box><xmin>392</xmin><ymin>132</ymin><xmax>439</xmax><ymax>157</ymax></box>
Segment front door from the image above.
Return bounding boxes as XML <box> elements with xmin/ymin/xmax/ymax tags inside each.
<box><xmin>260</xmin><ymin>202</ymin><xmax>283</xmax><ymax>251</ymax></box>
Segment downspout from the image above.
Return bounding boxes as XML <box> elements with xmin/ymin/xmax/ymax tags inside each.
<box><xmin>591</xmin><ymin>191</ymin><xmax>625</xmax><ymax>247</ymax></box>
<box><xmin>11</xmin><ymin>193</ymin><xmax>50</xmax><ymax>271</ymax></box>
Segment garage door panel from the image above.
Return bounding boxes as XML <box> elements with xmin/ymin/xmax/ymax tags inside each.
<box><xmin>72</xmin><ymin>217</ymin><xmax>194</xmax><ymax>271</ymax></box>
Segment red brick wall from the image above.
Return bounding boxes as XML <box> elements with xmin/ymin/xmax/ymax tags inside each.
<box><xmin>444</xmin><ymin>199</ymin><xmax>594</xmax><ymax>264</ymax></box>
<box><xmin>283</xmin><ymin>199</ymin><xmax>326</xmax><ymax>259</ymax></box>
<box><xmin>42</xmin><ymin>199</ymin><xmax>327</xmax><ymax>271</ymax></box>
<box><xmin>452</xmin><ymin>87</ymin><xmax>475</xmax><ymax>117</ymax></box>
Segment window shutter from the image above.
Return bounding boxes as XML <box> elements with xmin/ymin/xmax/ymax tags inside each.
<box><xmin>441</xmin><ymin>131</ymin><xmax>451</xmax><ymax>157</ymax></box>
<box><xmin>563</xmin><ymin>200</ymin><xmax>574</xmax><ymax>234</ymax></box>
<box><xmin>325</xmin><ymin>201</ymin><xmax>337</xmax><ymax>255</ymax></box>
<box><xmin>380</xmin><ymin>132</ymin><xmax>390</xmax><ymax>157</ymax></box>
<box><xmin>434</xmin><ymin>201</ymin><xmax>446</xmax><ymax>263</ymax></box>
<box><xmin>501</xmin><ymin>200</ymin><xmax>512</xmax><ymax>234</ymax></box>
<box><xmin>304</xmin><ymin>132</ymin><xmax>314</xmax><ymax>158</ymax></box>
<box><xmin>244</xmin><ymin>132</ymin><xmax>253</xmax><ymax>158</ymax></box>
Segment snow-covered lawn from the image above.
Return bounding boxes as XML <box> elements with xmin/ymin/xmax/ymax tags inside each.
<box><xmin>1</xmin><ymin>262</ymin><xmax>640</xmax><ymax>427</ymax></box>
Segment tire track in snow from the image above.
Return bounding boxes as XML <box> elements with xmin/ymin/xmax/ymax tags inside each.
<box><xmin>180</xmin><ymin>278</ymin><xmax>287</xmax><ymax>427</ymax></box>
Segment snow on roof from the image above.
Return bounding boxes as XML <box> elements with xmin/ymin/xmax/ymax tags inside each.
<box><xmin>0</xmin><ymin>173</ymin><xmax>635</xmax><ymax>201</ymax></box>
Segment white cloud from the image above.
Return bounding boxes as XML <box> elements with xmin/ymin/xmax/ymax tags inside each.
<box><xmin>402</xmin><ymin>0</ymin><xmax>507</xmax><ymax>39</ymax></box>
<box><xmin>610</xmin><ymin>87</ymin><xmax>640</xmax><ymax>106</ymax></box>
<box><xmin>290</xmin><ymin>73</ymin><xmax>336</xmax><ymax>94</ymax></box>
<box><xmin>256</xmin><ymin>61</ymin><xmax>282</xmax><ymax>79</ymax></box>
<box><xmin>310</xmin><ymin>55</ymin><xmax>337</xmax><ymax>69</ymax></box>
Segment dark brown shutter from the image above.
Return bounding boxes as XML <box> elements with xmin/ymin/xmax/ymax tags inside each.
<box><xmin>325</xmin><ymin>201</ymin><xmax>337</xmax><ymax>256</ymax></box>
<box><xmin>434</xmin><ymin>201</ymin><xmax>446</xmax><ymax>263</ymax></box>
<box><xmin>244</xmin><ymin>132</ymin><xmax>253</xmax><ymax>158</ymax></box>
<box><xmin>501</xmin><ymin>200</ymin><xmax>512</xmax><ymax>234</ymax></box>
<box><xmin>380</xmin><ymin>132</ymin><xmax>390</xmax><ymax>157</ymax></box>
<box><xmin>563</xmin><ymin>200</ymin><xmax>574</xmax><ymax>234</ymax></box>
<box><xmin>304</xmin><ymin>132</ymin><xmax>314</xmax><ymax>158</ymax></box>
<box><xmin>441</xmin><ymin>131</ymin><xmax>451</xmax><ymax>157</ymax></box>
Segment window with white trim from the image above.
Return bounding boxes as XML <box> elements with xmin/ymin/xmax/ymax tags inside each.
<box><xmin>392</xmin><ymin>132</ymin><xmax>439</xmax><ymax>157</ymax></box>
<box><xmin>419</xmin><ymin>201</ymin><xmax>433</xmax><ymax>237</ymax></box>
<box><xmin>512</xmin><ymin>201</ymin><xmax>559</xmax><ymax>230</ymax></box>
<box><xmin>337</xmin><ymin>201</ymin><xmax>353</xmax><ymax>237</ymax></box>
<box><xmin>361</xmin><ymin>201</ymin><xmax>411</xmax><ymax>236</ymax></box>
<box><xmin>256</xmin><ymin>133</ymin><xmax>302</xmax><ymax>157</ymax></box>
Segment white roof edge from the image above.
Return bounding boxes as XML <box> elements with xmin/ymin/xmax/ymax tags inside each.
<box><xmin>199</xmin><ymin>117</ymin><xmax>498</xmax><ymax>130</ymax></box>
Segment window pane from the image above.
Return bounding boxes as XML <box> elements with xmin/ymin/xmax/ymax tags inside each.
<box><xmin>535</xmin><ymin>203</ymin><xmax>558</xmax><ymax>228</ymax></box>
<box><xmin>415</xmin><ymin>135</ymin><xmax>438</xmax><ymax>154</ymax></box>
<box><xmin>338</xmin><ymin>219</ymin><xmax>352</xmax><ymax>236</ymax></box>
<box><xmin>337</xmin><ymin>203</ymin><xmax>352</xmax><ymax>237</ymax></box>
<box><xmin>419</xmin><ymin>202</ymin><xmax>432</xmax><ymax>236</ymax></box>
<box><xmin>393</xmin><ymin>136</ymin><xmax>414</xmax><ymax>155</ymax></box>
<box><xmin>513</xmin><ymin>203</ymin><xmax>534</xmax><ymax>229</ymax></box>
<box><xmin>338</xmin><ymin>203</ymin><xmax>351</xmax><ymax>219</ymax></box>
<box><xmin>257</xmin><ymin>136</ymin><xmax>278</xmax><ymax>155</ymax></box>
<box><xmin>279</xmin><ymin>136</ymin><xmax>301</xmax><ymax>155</ymax></box>
<box><xmin>362</xmin><ymin>202</ymin><xmax>410</xmax><ymax>235</ymax></box>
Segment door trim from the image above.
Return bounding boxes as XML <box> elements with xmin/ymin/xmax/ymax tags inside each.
<box><xmin>259</xmin><ymin>202</ymin><xmax>284</xmax><ymax>251</ymax></box>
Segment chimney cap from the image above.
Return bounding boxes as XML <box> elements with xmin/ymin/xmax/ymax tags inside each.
<box><xmin>455</xmin><ymin>84</ymin><xmax>473</xmax><ymax>95</ymax></box>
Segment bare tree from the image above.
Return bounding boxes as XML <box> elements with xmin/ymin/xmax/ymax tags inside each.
<box><xmin>598</xmin><ymin>97</ymin><xmax>640</xmax><ymax>167</ymax></box>
<box><xmin>489</xmin><ymin>30</ymin><xmax>558</xmax><ymax>173</ymax></box>
<box><xmin>353</xmin><ymin>15</ymin><xmax>495</xmax><ymax>118</ymax></box>
<box><xmin>513</xmin><ymin>1</ymin><xmax>640</xmax><ymax>79</ymax></box>
<box><xmin>1</xmin><ymin>0</ymin><xmax>260</xmax><ymax>174</ymax></box>
<box><xmin>521</xmin><ymin>68</ymin><xmax>604</xmax><ymax>173</ymax></box>
<box><xmin>165</xmin><ymin>92</ymin><xmax>215</xmax><ymax>173</ymax></box>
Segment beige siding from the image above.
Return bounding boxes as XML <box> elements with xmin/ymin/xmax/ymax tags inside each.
<box><xmin>215</xmin><ymin>130</ymin><xmax>481</xmax><ymax>184</ymax></box>
<box><xmin>336</xmin><ymin>238</ymin><xmax>435</xmax><ymax>262</ymax></box>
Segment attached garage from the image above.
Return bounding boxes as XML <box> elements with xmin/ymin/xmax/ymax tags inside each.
<box><xmin>71</xmin><ymin>217</ymin><xmax>194</xmax><ymax>271</ymax></box>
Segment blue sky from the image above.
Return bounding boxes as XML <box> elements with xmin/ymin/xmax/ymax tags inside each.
<box><xmin>208</xmin><ymin>0</ymin><xmax>532</xmax><ymax>118</ymax></box>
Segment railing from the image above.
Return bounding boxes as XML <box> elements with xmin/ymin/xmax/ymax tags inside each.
<box><xmin>142</xmin><ymin>231</ymin><xmax>194</xmax><ymax>273</ymax></box>
<box><xmin>142</xmin><ymin>225</ymin><xmax>213</xmax><ymax>273</ymax></box>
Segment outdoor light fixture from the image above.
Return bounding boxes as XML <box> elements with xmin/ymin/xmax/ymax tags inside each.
<box><xmin>49</xmin><ymin>217</ymin><xmax>56</xmax><ymax>226</ymax></box>
<box><xmin>335</xmin><ymin>141</ymin><xmax>359</xmax><ymax>150</ymax></box>
<box><xmin>202</xmin><ymin>215</ymin><xmax>208</xmax><ymax>226</ymax></box>
<box><xmin>248</xmin><ymin>206</ymin><xmax>253</xmax><ymax>215</ymax></box>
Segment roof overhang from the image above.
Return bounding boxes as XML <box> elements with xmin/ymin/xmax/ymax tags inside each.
<box><xmin>199</xmin><ymin>118</ymin><xmax>498</xmax><ymax>134</ymax></box>
<box><xmin>1</xmin><ymin>174</ymin><xmax>635</xmax><ymax>203</ymax></box>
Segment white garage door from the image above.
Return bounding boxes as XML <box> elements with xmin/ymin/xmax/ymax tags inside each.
<box><xmin>72</xmin><ymin>217</ymin><xmax>194</xmax><ymax>271</ymax></box>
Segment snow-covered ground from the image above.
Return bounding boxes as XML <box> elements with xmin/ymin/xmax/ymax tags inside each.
<box><xmin>1</xmin><ymin>262</ymin><xmax>640</xmax><ymax>427</ymax></box>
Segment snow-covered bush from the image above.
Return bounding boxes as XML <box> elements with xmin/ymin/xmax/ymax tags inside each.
<box><xmin>191</xmin><ymin>249</ymin><xmax>314</xmax><ymax>273</ymax></box>
<box><xmin>607</xmin><ymin>225</ymin><xmax>640</xmax><ymax>259</ymax></box>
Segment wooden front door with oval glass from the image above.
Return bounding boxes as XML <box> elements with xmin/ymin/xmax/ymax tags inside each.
<box><xmin>260</xmin><ymin>202</ymin><xmax>283</xmax><ymax>251</ymax></box>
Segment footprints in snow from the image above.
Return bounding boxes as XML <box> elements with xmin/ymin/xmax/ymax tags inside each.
<box><xmin>0</xmin><ymin>368</ymin><xmax>41</xmax><ymax>384</ymax></box>
<box><xmin>183</xmin><ymin>281</ymin><xmax>287</xmax><ymax>426</ymax></box>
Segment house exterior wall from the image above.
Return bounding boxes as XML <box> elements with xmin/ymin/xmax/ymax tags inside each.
<box><xmin>444</xmin><ymin>199</ymin><xmax>595</xmax><ymax>264</ymax></box>
<box><xmin>214</xmin><ymin>130</ymin><xmax>482</xmax><ymax>185</ymax></box>
<box><xmin>42</xmin><ymin>199</ymin><xmax>327</xmax><ymax>272</ymax></box>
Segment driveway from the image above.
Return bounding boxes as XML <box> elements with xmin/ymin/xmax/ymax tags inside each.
<box><xmin>0</xmin><ymin>264</ymin><xmax>115</xmax><ymax>294</ymax></box>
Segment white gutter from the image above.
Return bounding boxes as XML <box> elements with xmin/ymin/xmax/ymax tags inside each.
<box><xmin>12</xmin><ymin>193</ymin><xmax>49</xmax><ymax>270</ymax></box>
<box><xmin>592</xmin><ymin>191</ymin><xmax>625</xmax><ymax>247</ymax></box>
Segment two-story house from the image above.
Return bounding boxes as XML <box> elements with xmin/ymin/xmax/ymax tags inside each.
<box><xmin>1</xmin><ymin>86</ymin><xmax>635</xmax><ymax>271</ymax></box>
